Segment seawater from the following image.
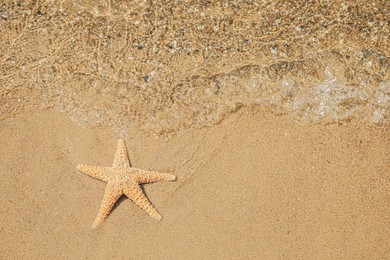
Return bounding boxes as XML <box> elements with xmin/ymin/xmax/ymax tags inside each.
<box><xmin>0</xmin><ymin>1</ymin><xmax>388</xmax><ymax>135</ymax></box>
<box><xmin>41</xmin><ymin>64</ymin><xmax>389</xmax><ymax>135</ymax></box>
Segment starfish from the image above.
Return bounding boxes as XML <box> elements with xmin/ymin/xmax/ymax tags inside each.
<box><xmin>77</xmin><ymin>139</ymin><xmax>176</xmax><ymax>228</ymax></box>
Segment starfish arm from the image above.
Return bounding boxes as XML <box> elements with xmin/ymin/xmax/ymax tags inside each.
<box><xmin>125</xmin><ymin>185</ymin><xmax>162</xmax><ymax>220</ymax></box>
<box><xmin>92</xmin><ymin>184</ymin><xmax>122</xmax><ymax>228</ymax></box>
<box><xmin>113</xmin><ymin>139</ymin><xmax>131</xmax><ymax>168</ymax></box>
<box><xmin>132</xmin><ymin>170</ymin><xmax>176</xmax><ymax>184</ymax></box>
<box><xmin>77</xmin><ymin>164</ymin><xmax>111</xmax><ymax>182</ymax></box>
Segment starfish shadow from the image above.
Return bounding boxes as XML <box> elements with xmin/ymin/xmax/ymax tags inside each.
<box><xmin>112</xmin><ymin>195</ymin><xmax>127</xmax><ymax>211</ymax></box>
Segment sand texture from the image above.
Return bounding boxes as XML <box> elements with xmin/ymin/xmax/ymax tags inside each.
<box><xmin>0</xmin><ymin>110</ymin><xmax>389</xmax><ymax>259</ymax></box>
<box><xmin>0</xmin><ymin>0</ymin><xmax>389</xmax><ymax>259</ymax></box>
<box><xmin>1</xmin><ymin>0</ymin><xmax>389</xmax><ymax>134</ymax></box>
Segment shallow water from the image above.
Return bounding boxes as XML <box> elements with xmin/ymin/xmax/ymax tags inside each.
<box><xmin>0</xmin><ymin>0</ymin><xmax>388</xmax><ymax>135</ymax></box>
<box><xmin>41</xmin><ymin>61</ymin><xmax>390</xmax><ymax>135</ymax></box>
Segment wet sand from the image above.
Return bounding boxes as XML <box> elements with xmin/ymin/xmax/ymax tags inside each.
<box><xmin>0</xmin><ymin>110</ymin><xmax>388</xmax><ymax>259</ymax></box>
<box><xmin>1</xmin><ymin>1</ymin><xmax>389</xmax><ymax>131</ymax></box>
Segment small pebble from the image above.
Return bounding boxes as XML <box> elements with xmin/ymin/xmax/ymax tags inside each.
<box><xmin>1</xmin><ymin>10</ymin><xmax>8</xmax><ymax>20</ymax></box>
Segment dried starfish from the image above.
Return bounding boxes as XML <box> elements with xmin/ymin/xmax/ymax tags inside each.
<box><xmin>77</xmin><ymin>139</ymin><xmax>176</xmax><ymax>228</ymax></box>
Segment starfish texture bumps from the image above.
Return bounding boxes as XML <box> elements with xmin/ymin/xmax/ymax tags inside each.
<box><xmin>77</xmin><ymin>139</ymin><xmax>176</xmax><ymax>228</ymax></box>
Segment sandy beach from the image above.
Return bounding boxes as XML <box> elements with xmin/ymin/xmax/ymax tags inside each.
<box><xmin>0</xmin><ymin>109</ymin><xmax>388</xmax><ymax>258</ymax></box>
<box><xmin>0</xmin><ymin>0</ymin><xmax>389</xmax><ymax>259</ymax></box>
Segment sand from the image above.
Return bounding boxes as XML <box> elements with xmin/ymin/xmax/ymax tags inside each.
<box><xmin>1</xmin><ymin>0</ymin><xmax>389</xmax><ymax>132</ymax></box>
<box><xmin>1</xmin><ymin>0</ymin><xmax>389</xmax><ymax>259</ymax></box>
<box><xmin>0</xmin><ymin>109</ymin><xmax>388</xmax><ymax>259</ymax></box>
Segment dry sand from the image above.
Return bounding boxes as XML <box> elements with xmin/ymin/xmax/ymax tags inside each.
<box><xmin>0</xmin><ymin>109</ymin><xmax>388</xmax><ymax>259</ymax></box>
